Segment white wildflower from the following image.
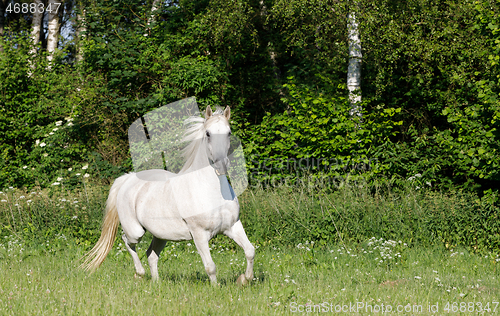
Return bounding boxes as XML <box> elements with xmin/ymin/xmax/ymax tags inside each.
<box><xmin>40</xmin><ymin>142</ymin><xmax>46</xmax><ymax>147</ymax></box>
<box><xmin>55</xmin><ymin>121</ymin><xmax>62</xmax><ymax>126</ymax></box>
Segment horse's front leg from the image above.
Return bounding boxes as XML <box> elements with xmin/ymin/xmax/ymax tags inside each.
<box><xmin>224</xmin><ymin>220</ymin><xmax>255</xmax><ymax>285</ymax></box>
<box><xmin>190</xmin><ymin>228</ymin><xmax>217</xmax><ymax>285</ymax></box>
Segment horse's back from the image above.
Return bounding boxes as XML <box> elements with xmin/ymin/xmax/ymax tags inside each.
<box><xmin>134</xmin><ymin>169</ymin><xmax>176</xmax><ymax>182</ymax></box>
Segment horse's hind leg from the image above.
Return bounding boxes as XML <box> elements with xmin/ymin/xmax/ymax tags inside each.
<box><xmin>146</xmin><ymin>237</ymin><xmax>167</xmax><ymax>281</ymax></box>
<box><xmin>224</xmin><ymin>220</ymin><xmax>255</xmax><ymax>285</ymax></box>
<box><xmin>122</xmin><ymin>234</ymin><xmax>146</xmax><ymax>278</ymax></box>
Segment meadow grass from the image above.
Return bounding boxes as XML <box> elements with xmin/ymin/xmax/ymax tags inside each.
<box><xmin>0</xmin><ymin>234</ymin><xmax>499</xmax><ymax>315</ymax></box>
<box><xmin>0</xmin><ymin>181</ymin><xmax>499</xmax><ymax>314</ymax></box>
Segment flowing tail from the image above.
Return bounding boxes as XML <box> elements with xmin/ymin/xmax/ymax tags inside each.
<box><xmin>79</xmin><ymin>175</ymin><xmax>129</xmax><ymax>272</ymax></box>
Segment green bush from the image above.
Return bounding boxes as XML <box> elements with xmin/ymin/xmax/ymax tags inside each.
<box><xmin>244</xmin><ymin>78</ymin><xmax>403</xmax><ymax>188</ymax></box>
<box><xmin>1</xmin><ymin>0</ymin><xmax>499</xmax><ymax>195</ymax></box>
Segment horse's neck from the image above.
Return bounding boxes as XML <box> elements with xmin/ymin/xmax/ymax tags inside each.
<box><xmin>180</xmin><ymin>138</ymin><xmax>210</xmax><ymax>174</ymax></box>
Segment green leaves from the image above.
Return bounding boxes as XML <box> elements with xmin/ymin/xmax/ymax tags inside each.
<box><xmin>245</xmin><ymin>78</ymin><xmax>402</xmax><ymax>186</ymax></box>
<box><xmin>0</xmin><ymin>0</ymin><xmax>499</xmax><ymax>195</ymax></box>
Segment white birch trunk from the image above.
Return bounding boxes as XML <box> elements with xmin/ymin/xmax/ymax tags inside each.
<box><xmin>46</xmin><ymin>0</ymin><xmax>61</xmax><ymax>67</ymax></box>
<box><xmin>347</xmin><ymin>11</ymin><xmax>362</xmax><ymax>118</ymax></box>
<box><xmin>147</xmin><ymin>0</ymin><xmax>162</xmax><ymax>26</ymax></box>
<box><xmin>76</xmin><ymin>9</ymin><xmax>86</xmax><ymax>63</ymax></box>
<box><xmin>29</xmin><ymin>0</ymin><xmax>44</xmax><ymax>55</ymax></box>
<box><xmin>28</xmin><ymin>0</ymin><xmax>44</xmax><ymax>75</ymax></box>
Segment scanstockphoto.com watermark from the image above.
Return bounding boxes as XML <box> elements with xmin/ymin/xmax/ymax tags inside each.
<box><xmin>290</xmin><ymin>301</ymin><xmax>499</xmax><ymax>313</ymax></box>
<box><xmin>246</xmin><ymin>155</ymin><xmax>380</xmax><ymax>188</ymax></box>
<box><xmin>248</xmin><ymin>155</ymin><xmax>379</xmax><ymax>173</ymax></box>
<box><xmin>248</xmin><ymin>171</ymin><xmax>369</xmax><ymax>189</ymax></box>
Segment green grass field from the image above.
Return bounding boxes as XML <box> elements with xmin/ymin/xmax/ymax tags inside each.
<box><xmin>1</xmin><ymin>234</ymin><xmax>499</xmax><ymax>315</ymax></box>
<box><xmin>1</xmin><ymin>183</ymin><xmax>499</xmax><ymax>315</ymax></box>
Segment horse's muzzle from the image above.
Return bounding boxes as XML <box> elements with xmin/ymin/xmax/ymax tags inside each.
<box><xmin>211</xmin><ymin>158</ymin><xmax>229</xmax><ymax>176</ymax></box>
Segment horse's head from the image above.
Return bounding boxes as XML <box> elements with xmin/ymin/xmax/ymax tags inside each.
<box><xmin>204</xmin><ymin>106</ymin><xmax>231</xmax><ymax>176</ymax></box>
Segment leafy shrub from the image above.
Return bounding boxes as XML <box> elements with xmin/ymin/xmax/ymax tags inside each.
<box><xmin>244</xmin><ymin>77</ymin><xmax>403</xmax><ymax>188</ymax></box>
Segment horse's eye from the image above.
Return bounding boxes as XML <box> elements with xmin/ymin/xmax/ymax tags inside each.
<box><xmin>206</xmin><ymin>131</ymin><xmax>210</xmax><ymax>137</ymax></box>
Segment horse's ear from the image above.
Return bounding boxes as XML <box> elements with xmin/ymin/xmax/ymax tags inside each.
<box><xmin>205</xmin><ymin>106</ymin><xmax>213</xmax><ymax>119</ymax></box>
<box><xmin>224</xmin><ymin>106</ymin><xmax>231</xmax><ymax>121</ymax></box>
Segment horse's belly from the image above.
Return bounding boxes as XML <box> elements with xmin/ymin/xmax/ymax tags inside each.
<box><xmin>142</xmin><ymin>217</ymin><xmax>192</xmax><ymax>240</ymax></box>
<box><xmin>133</xmin><ymin>182</ymin><xmax>192</xmax><ymax>240</ymax></box>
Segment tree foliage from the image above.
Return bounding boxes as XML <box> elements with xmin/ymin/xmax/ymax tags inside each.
<box><xmin>0</xmin><ymin>0</ymin><xmax>498</xmax><ymax>194</ymax></box>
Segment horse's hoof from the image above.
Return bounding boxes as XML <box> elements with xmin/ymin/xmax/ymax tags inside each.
<box><xmin>236</xmin><ymin>274</ymin><xmax>248</xmax><ymax>286</ymax></box>
<box><xmin>134</xmin><ymin>273</ymin><xmax>144</xmax><ymax>279</ymax></box>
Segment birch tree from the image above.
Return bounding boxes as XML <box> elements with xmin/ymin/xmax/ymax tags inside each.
<box><xmin>47</xmin><ymin>0</ymin><xmax>62</xmax><ymax>67</ymax></box>
<box><xmin>347</xmin><ymin>10</ymin><xmax>362</xmax><ymax>118</ymax></box>
<box><xmin>147</xmin><ymin>0</ymin><xmax>162</xmax><ymax>26</ymax></box>
<box><xmin>29</xmin><ymin>0</ymin><xmax>44</xmax><ymax>54</ymax></box>
<box><xmin>76</xmin><ymin>7</ymin><xmax>85</xmax><ymax>62</ymax></box>
<box><xmin>27</xmin><ymin>0</ymin><xmax>44</xmax><ymax>75</ymax></box>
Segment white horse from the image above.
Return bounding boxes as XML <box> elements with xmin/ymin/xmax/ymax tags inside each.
<box><xmin>80</xmin><ymin>106</ymin><xmax>255</xmax><ymax>285</ymax></box>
